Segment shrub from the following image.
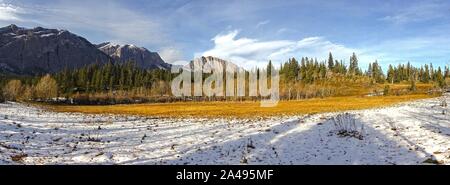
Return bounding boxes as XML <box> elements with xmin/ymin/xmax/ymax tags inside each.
<box><xmin>409</xmin><ymin>80</ymin><xmax>417</xmax><ymax>92</ymax></box>
<box><xmin>329</xmin><ymin>113</ymin><xmax>364</xmax><ymax>140</ymax></box>
<box><xmin>383</xmin><ymin>85</ymin><xmax>390</xmax><ymax>96</ymax></box>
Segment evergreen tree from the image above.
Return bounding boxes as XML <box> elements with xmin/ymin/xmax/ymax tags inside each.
<box><xmin>436</xmin><ymin>67</ymin><xmax>445</xmax><ymax>88</ymax></box>
<box><xmin>328</xmin><ymin>52</ymin><xmax>334</xmax><ymax>70</ymax></box>
<box><xmin>267</xmin><ymin>60</ymin><xmax>273</xmax><ymax>76</ymax></box>
<box><xmin>423</xmin><ymin>64</ymin><xmax>430</xmax><ymax>83</ymax></box>
<box><xmin>348</xmin><ymin>53</ymin><xmax>359</xmax><ymax>75</ymax></box>
<box><xmin>386</xmin><ymin>64</ymin><xmax>395</xmax><ymax>84</ymax></box>
<box><xmin>445</xmin><ymin>66</ymin><xmax>449</xmax><ymax>78</ymax></box>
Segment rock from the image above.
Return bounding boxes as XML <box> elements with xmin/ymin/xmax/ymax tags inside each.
<box><xmin>97</xmin><ymin>42</ymin><xmax>170</xmax><ymax>70</ymax></box>
<box><xmin>0</xmin><ymin>25</ymin><xmax>111</xmax><ymax>75</ymax></box>
<box><xmin>422</xmin><ymin>156</ymin><xmax>443</xmax><ymax>165</ymax></box>
<box><xmin>0</xmin><ymin>24</ymin><xmax>171</xmax><ymax>75</ymax></box>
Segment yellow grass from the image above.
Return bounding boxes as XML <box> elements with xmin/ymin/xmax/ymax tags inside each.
<box><xmin>48</xmin><ymin>94</ymin><xmax>437</xmax><ymax>118</ymax></box>
<box><xmin>384</xmin><ymin>83</ymin><xmax>433</xmax><ymax>91</ymax></box>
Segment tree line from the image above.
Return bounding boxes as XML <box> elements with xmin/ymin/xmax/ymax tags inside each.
<box><xmin>276</xmin><ymin>52</ymin><xmax>448</xmax><ymax>99</ymax></box>
<box><xmin>1</xmin><ymin>52</ymin><xmax>449</xmax><ymax>103</ymax></box>
<box><xmin>279</xmin><ymin>52</ymin><xmax>449</xmax><ymax>86</ymax></box>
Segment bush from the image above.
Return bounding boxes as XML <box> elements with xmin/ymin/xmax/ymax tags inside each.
<box><xmin>383</xmin><ymin>85</ymin><xmax>390</xmax><ymax>96</ymax></box>
<box><xmin>329</xmin><ymin>113</ymin><xmax>364</xmax><ymax>140</ymax></box>
<box><xmin>409</xmin><ymin>80</ymin><xmax>417</xmax><ymax>92</ymax></box>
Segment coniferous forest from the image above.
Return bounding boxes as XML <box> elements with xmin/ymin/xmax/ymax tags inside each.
<box><xmin>1</xmin><ymin>52</ymin><xmax>449</xmax><ymax>104</ymax></box>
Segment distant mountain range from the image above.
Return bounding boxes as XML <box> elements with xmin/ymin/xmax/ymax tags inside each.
<box><xmin>96</xmin><ymin>42</ymin><xmax>170</xmax><ymax>70</ymax></box>
<box><xmin>0</xmin><ymin>24</ymin><xmax>171</xmax><ymax>75</ymax></box>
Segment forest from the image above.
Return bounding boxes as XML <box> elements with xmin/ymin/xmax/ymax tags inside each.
<box><xmin>1</xmin><ymin>52</ymin><xmax>449</xmax><ymax>104</ymax></box>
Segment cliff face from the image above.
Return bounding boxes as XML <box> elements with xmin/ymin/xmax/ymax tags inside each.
<box><xmin>0</xmin><ymin>24</ymin><xmax>112</xmax><ymax>75</ymax></box>
<box><xmin>97</xmin><ymin>42</ymin><xmax>171</xmax><ymax>70</ymax></box>
<box><xmin>188</xmin><ymin>56</ymin><xmax>242</xmax><ymax>72</ymax></box>
<box><xmin>0</xmin><ymin>24</ymin><xmax>172</xmax><ymax>76</ymax></box>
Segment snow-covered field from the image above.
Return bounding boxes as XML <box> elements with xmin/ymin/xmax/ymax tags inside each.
<box><xmin>0</xmin><ymin>94</ymin><xmax>449</xmax><ymax>165</ymax></box>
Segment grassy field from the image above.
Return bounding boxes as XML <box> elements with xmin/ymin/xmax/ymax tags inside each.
<box><xmin>48</xmin><ymin>94</ymin><xmax>437</xmax><ymax>118</ymax></box>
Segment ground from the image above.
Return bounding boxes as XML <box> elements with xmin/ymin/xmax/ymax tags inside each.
<box><xmin>0</xmin><ymin>94</ymin><xmax>449</xmax><ymax>165</ymax></box>
<box><xmin>49</xmin><ymin>94</ymin><xmax>435</xmax><ymax>118</ymax></box>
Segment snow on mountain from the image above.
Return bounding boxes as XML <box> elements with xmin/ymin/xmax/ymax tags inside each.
<box><xmin>97</xmin><ymin>42</ymin><xmax>171</xmax><ymax>70</ymax></box>
<box><xmin>0</xmin><ymin>24</ymin><xmax>172</xmax><ymax>75</ymax></box>
<box><xmin>0</xmin><ymin>24</ymin><xmax>112</xmax><ymax>75</ymax></box>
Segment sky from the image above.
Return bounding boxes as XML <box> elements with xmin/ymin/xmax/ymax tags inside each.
<box><xmin>1</xmin><ymin>0</ymin><xmax>450</xmax><ymax>70</ymax></box>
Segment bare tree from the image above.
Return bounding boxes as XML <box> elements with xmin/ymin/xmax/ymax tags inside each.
<box><xmin>35</xmin><ymin>74</ymin><xmax>58</xmax><ymax>100</ymax></box>
<box><xmin>22</xmin><ymin>85</ymin><xmax>36</xmax><ymax>101</ymax></box>
<box><xmin>2</xmin><ymin>80</ymin><xmax>23</xmax><ymax>101</ymax></box>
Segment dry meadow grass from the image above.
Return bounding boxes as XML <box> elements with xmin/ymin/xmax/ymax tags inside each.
<box><xmin>49</xmin><ymin>94</ymin><xmax>436</xmax><ymax>118</ymax></box>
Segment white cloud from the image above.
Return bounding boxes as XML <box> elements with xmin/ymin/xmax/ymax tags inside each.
<box><xmin>159</xmin><ymin>47</ymin><xmax>184</xmax><ymax>64</ymax></box>
<box><xmin>2</xmin><ymin>1</ymin><xmax>168</xmax><ymax>47</ymax></box>
<box><xmin>380</xmin><ymin>2</ymin><xmax>446</xmax><ymax>24</ymax></box>
<box><xmin>0</xmin><ymin>3</ymin><xmax>23</xmax><ymax>21</ymax></box>
<box><xmin>275</xmin><ymin>28</ymin><xmax>290</xmax><ymax>35</ymax></box>
<box><xmin>198</xmin><ymin>30</ymin><xmax>373</xmax><ymax>69</ymax></box>
<box><xmin>255</xmin><ymin>20</ymin><xmax>270</xmax><ymax>28</ymax></box>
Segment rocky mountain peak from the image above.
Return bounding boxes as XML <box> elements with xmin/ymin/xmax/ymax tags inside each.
<box><xmin>0</xmin><ymin>24</ymin><xmax>111</xmax><ymax>75</ymax></box>
<box><xmin>0</xmin><ymin>24</ymin><xmax>171</xmax><ymax>75</ymax></box>
<box><xmin>97</xmin><ymin>42</ymin><xmax>170</xmax><ymax>70</ymax></box>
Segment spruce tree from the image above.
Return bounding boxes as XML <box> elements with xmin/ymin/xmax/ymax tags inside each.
<box><xmin>387</xmin><ymin>64</ymin><xmax>395</xmax><ymax>84</ymax></box>
<box><xmin>349</xmin><ymin>53</ymin><xmax>359</xmax><ymax>75</ymax></box>
<box><xmin>436</xmin><ymin>67</ymin><xmax>445</xmax><ymax>88</ymax></box>
<box><xmin>328</xmin><ymin>52</ymin><xmax>334</xmax><ymax>70</ymax></box>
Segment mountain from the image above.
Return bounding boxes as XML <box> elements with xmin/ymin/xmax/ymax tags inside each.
<box><xmin>187</xmin><ymin>56</ymin><xmax>242</xmax><ymax>72</ymax></box>
<box><xmin>97</xmin><ymin>42</ymin><xmax>170</xmax><ymax>70</ymax></box>
<box><xmin>0</xmin><ymin>24</ymin><xmax>112</xmax><ymax>75</ymax></box>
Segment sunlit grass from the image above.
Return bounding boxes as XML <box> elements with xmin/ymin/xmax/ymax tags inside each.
<box><xmin>48</xmin><ymin>94</ymin><xmax>437</xmax><ymax>118</ymax></box>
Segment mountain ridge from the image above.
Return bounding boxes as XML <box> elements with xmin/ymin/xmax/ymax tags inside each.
<box><xmin>0</xmin><ymin>24</ymin><xmax>170</xmax><ymax>75</ymax></box>
<box><xmin>97</xmin><ymin>42</ymin><xmax>170</xmax><ymax>69</ymax></box>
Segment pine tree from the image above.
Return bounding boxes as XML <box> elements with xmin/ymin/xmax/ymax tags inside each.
<box><xmin>367</xmin><ymin>63</ymin><xmax>373</xmax><ymax>77</ymax></box>
<box><xmin>387</xmin><ymin>64</ymin><xmax>395</xmax><ymax>84</ymax></box>
<box><xmin>328</xmin><ymin>52</ymin><xmax>334</xmax><ymax>70</ymax></box>
<box><xmin>348</xmin><ymin>53</ymin><xmax>359</xmax><ymax>75</ymax></box>
<box><xmin>430</xmin><ymin>63</ymin><xmax>434</xmax><ymax>81</ymax></box>
<box><xmin>371</xmin><ymin>60</ymin><xmax>384</xmax><ymax>83</ymax></box>
<box><xmin>423</xmin><ymin>64</ymin><xmax>430</xmax><ymax>83</ymax></box>
<box><xmin>267</xmin><ymin>60</ymin><xmax>273</xmax><ymax>76</ymax></box>
<box><xmin>445</xmin><ymin>66</ymin><xmax>449</xmax><ymax>78</ymax></box>
<box><xmin>436</xmin><ymin>67</ymin><xmax>445</xmax><ymax>88</ymax></box>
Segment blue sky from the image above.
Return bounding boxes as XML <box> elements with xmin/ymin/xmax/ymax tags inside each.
<box><xmin>1</xmin><ymin>0</ymin><xmax>450</xmax><ymax>70</ymax></box>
